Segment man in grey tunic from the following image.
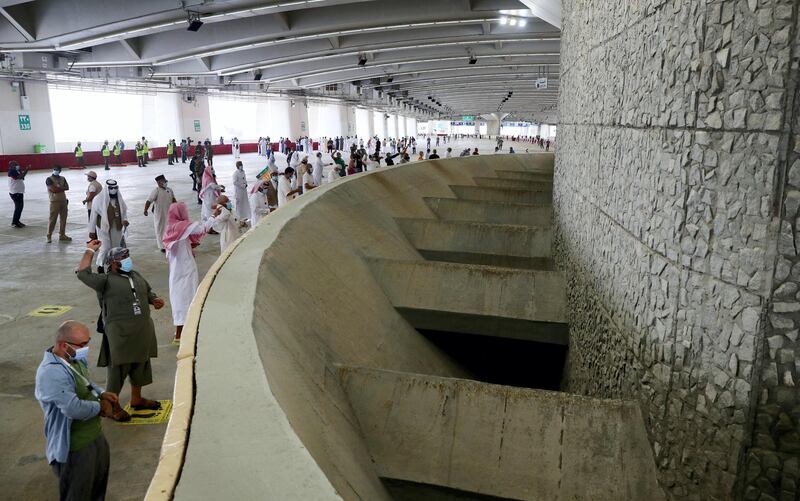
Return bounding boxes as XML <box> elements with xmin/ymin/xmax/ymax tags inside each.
<box><xmin>76</xmin><ymin>242</ymin><xmax>165</xmax><ymax>410</ymax></box>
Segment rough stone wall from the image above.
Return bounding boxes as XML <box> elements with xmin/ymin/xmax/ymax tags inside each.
<box><xmin>554</xmin><ymin>0</ymin><xmax>799</xmax><ymax>500</ymax></box>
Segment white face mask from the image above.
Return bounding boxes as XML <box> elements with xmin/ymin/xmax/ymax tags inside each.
<box><xmin>52</xmin><ymin>170</ymin><xmax>61</xmax><ymax>177</ymax></box>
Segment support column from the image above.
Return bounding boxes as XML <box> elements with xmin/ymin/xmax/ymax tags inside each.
<box><xmin>366</xmin><ymin>110</ymin><xmax>375</xmax><ymax>138</ymax></box>
<box><xmin>342</xmin><ymin>105</ymin><xmax>356</xmax><ymax>137</ymax></box>
<box><xmin>288</xmin><ymin>99</ymin><xmax>310</xmax><ymax>138</ymax></box>
<box><xmin>0</xmin><ymin>80</ymin><xmax>56</xmax><ymax>154</ymax></box>
<box><xmin>179</xmin><ymin>93</ymin><xmax>211</xmax><ymax>142</ymax></box>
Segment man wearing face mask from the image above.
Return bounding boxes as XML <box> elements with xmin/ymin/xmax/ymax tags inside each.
<box><xmin>35</xmin><ymin>320</ymin><xmax>128</xmax><ymax>501</ymax></box>
<box><xmin>77</xmin><ymin>242</ymin><xmax>165</xmax><ymax>410</ymax></box>
<box><xmin>89</xmin><ymin>180</ymin><xmax>129</xmax><ymax>271</ymax></box>
<box><xmin>45</xmin><ymin>165</ymin><xmax>71</xmax><ymax>243</ymax></box>
<box><xmin>210</xmin><ymin>195</ymin><xmax>247</xmax><ymax>253</ymax></box>
<box><xmin>144</xmin><ymin>175</ymin><xmax>176</xmax><ymax>252</ymax></box>
<box><xmin>248</xmin><ymin>178</ymin><xmax>271</xmax><ymax>225</ymax></box>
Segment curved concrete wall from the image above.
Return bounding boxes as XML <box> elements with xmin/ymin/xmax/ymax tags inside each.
<box><xmin>149</xmin><ymin>154</ymin><xmax>663</xmax><ymax>500</ymax></box>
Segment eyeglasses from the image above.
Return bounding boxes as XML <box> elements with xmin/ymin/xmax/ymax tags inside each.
<box><xmin>65</xmin><ymin>339</ymin><xmax>91</xmax><ymax>348</ymax></box>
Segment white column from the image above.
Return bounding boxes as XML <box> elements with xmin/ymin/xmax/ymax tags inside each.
<box><xmin>179</xmin><ymin>94</ymin><xmax>211</xmax><ymax>142</ymax></box>
<box><xmin>0</xmin><ymin>80</ymin><xmax>56</xmax><ymax>154</ymax></box>
<box><xmin>288</xmin><ymin>99</ymin><xmax>310</xmax><ymax>138</ymax></box>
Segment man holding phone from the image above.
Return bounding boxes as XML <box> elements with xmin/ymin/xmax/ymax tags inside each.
<box><xmin>7</xmin><ymin>160</ymin><xmax>29</xmax><ymax>228</ymax></box>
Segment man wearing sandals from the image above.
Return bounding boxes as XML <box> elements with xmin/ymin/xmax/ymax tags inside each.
<box><xmin>76</xmin><ymin>241</ymin><xmax>165</xmax><ymax>412</ymax></box>
<box><xmin>35</xmin><ymin>320</ymin><xmax>129</xmax><ymax>500</ymax></box>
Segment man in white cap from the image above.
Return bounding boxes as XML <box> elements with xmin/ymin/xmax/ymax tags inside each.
<box><xmin>143</xmin><ymin>175</ymin><xmax>176</xmax><ymax>252</ymax></box>
<box><xmin>89</xmin><ymin>180</ymin><xmax>128</xmax><ymax>271</ymax></box>
<box><xmin>82</xmin><ymin>171</ymin><xmax>102</xmax><ymax>236</ymax></box>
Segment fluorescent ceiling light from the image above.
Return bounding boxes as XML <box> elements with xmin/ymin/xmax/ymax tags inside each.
<box><xmin>499</xmin><ymin>17</ymin><xmax>508</xmax><ymax>24</ymax></box>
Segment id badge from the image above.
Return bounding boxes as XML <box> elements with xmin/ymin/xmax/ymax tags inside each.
<box><xmin>132</xmin><ymin>302</ymin><xmax>142</xmax><ymax>316</ymax></box>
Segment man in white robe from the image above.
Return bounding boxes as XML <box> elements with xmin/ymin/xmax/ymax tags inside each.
<box><xmin>89</xmin><ymin>180</ymin><xmax>128</xmax><ymax>269</ymax></box>
<box><xmin>232</xmin><ymin>161</ymin><xmax>251</xmax><ymax>221</ymax></box>
<box><xmin>248</xmin><ymin>180</ymin><xmax>271</xmax><ymax>225</ymax></box>
<box><xmin>211</xmin><ymin>195</ymin><xmax>246</xmax><ymax>253</ymax></box>
<box><xmin>277</xmin><ymin>167</ymin><xmax>301</xmax><ymax>208</ymax></box>
<box><xmin>313</xmin><ymin>152</ymin><xmax>331</xmax><ymax>187</ymax></box>
<box><xmin>162</xmin><ymin>202</ymin><xmax>217</xmax><ymax>342</ymax></box>
<box><xmin>143</xmin><ymin>175</ymin><xmax>176</xmax><ymax>252</ymax></box>
<box><xmin>232</xmin><ymin>137</ymin><xmax>240</xmax><ymax>159</ymax></box>
<box><xmin>199</xmin><ymin>166</ymin><xmax>221</xmax><ymax>221</ymax></box>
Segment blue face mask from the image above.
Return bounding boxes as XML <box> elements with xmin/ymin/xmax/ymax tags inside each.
<box><xmin>72</xmin><ymin>346</ymin><xmax>89</xmax><ymax>363</ymax></box>
<box><xmin>119</xmin><ymin>257</ymin><xmax>133</xmax><ymax>272</ymax></box>
<box><xmin>226</xmin><ymin>202</ymin><xmax>233</xmax><ymax>210</ymax></box>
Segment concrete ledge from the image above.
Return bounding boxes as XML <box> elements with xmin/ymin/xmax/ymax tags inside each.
<box><xmin>496</xmin><ymin>169</ymin><xmax>554</xmax><ymax>181</ymax></box>
<box><xmin>472</xmin><ymin>177</ymin><xmax>554</xmax><ymax>190</ymax></box>
<box><xmin>396</xmin><ymin>308</ymin><xmax>569</xmax><ymax>345</ymax></box>
<box><xmin>366</xmin><ymin>258</ymin><xmax>567</xmax><ymax>324</ymax></box>
<box><xmin>450</xmin><ymin>185</ymin><xmax>553</xmax><ymax>204</ymax></box>
<box><xmin>396</xmin><ymin>218</ymin><xmax>553</xmax><ymax>259</ymax></box>
<box><xmin>424</xmin><ymin>197</ymin><xmax>552</xmax><ymax>226</ymax></box>
<box><xmin>337</xmin><ymin>366</ymin><xmax>665</xmax><ymax>501</ymax></box>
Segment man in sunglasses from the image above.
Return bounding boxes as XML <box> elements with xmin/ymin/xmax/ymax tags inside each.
<box><xmin>35</xmin><ymin>320</ymin><xmax>128</xmax><ymax>500</ymax></box>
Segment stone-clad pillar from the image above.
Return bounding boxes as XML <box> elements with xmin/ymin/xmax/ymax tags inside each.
<box><xmin>554</xmin><ymin>0</ymin><xmax>800</xmax><ymax>500</ymax></box>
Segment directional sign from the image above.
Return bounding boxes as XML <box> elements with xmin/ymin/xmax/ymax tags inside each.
<box><xmin>535</xmin><ymin>78</ymin><xmax>548</xmax><ymax>89</ymax></box>
<box><xmin>193</xmin><ymin>119</ymin><xmax>201</xmax><ymax>132</ymax></box>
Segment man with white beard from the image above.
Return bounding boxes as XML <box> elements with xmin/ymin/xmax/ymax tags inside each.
<box><xmin>231</xmin><ymin>161</ymin><xmax>251</xmax><ymax>221</ymax></box>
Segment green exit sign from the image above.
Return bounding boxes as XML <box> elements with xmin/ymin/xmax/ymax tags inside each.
<box><xmin>462</xmin><ymin>116</ymin><xmax>474</xmax><ymax>121</ymax></box>
<box><xmin>193</xmin><ymin>119</ymin><xmax>201</xmax><ymax>132</ymax></box>
<box><xmin>18</xmin><ymin>114</ymin><xmax>31</xmax><ymax>130</ymax></box>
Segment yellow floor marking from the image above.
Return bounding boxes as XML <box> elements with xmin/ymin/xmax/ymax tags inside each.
<box><xmin>116</xmin><ymin>400</ymin><xmax>172</xmax><ymax>426</ymax></box>
<box><xmin>28</xmin><ymin>305</ymin><xmax>73</xmax><ymax>317</ymax></box>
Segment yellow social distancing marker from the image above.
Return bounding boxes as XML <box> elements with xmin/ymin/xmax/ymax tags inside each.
<box><xmin>116</xmin><ymin>400</ymin><xmax>173</xmax><ymax>426</ymax></box>
<box><xmin>29</xmin><ymin>305</ymin><xmax>73</xmax><ymax>317</ymax></box>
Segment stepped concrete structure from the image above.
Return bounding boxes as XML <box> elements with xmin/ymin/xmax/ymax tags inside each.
<box><xmin>146</xmin><ymin>154</ymin><xmax>664</xmax><ymax>501</ymax></box>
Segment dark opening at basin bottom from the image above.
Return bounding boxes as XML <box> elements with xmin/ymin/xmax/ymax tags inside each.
<box><xmin>418</xmin><ymin>328</ymin><xmax>567</xmax><ymax>391</ymax></box>
<box><xmin>383</xmin><ymin>478</ymin><xmax>521</xmax><ymax>501</ymax></box>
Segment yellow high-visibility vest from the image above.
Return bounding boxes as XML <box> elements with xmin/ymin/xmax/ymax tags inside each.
<box><xmin>113</xmin><ymin>144</ymin><xmax>120</xmax><ymax>155</ymax></box>
<box><xmin>101</xmin><ymin>146</ymin><xmax>110</xmax><ymax>157</ymax></box>
<box><xmin>75</xmin><ymin>146</ymin><xmax>83</xmax><ymax>157</ymax></box>
<box><xmin>167</xmin><ymin>143</ymin><xmax>174</xmax><ymax>154</ymax></box>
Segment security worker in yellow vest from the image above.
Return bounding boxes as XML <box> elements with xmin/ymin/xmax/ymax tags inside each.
<box><xmin>141</xmin><ymin>137</ymin><xmax>149</xmax><ymax>166</ymax></box>
<box><xmin>101</xmin><ymin>141</ymin><xmax>111</xmax><ymax>170</ymax></box>
<box><xmin>113</xmin><ymin>141</ymin><xmax>121</xmax><ymax>163</ymax></box>
<box><xmin>135</xmin><ymin>142</ymin><xmax>144</xmax><ymax>167</ymax></box>
<box><xmin>166</xmin><ymin>139</ymin><xmax>174</xmax><ymax>165</ymax></box>
<box><xmin>74</xmin><ymin>142</ymin><xmax>84</xmax><ymax>168</ymax></box>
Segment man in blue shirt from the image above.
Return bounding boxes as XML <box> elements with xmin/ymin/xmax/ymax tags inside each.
<box><xmin>35</xmin><ymin>320</ymin><xmax>127</xmax><ymax>500</ymax></box>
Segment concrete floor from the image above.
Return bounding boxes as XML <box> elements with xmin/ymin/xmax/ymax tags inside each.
<box><xmin>0</xmin><ymin>137</ymin><xmax>547</xmax><ymax>500</ymax></box>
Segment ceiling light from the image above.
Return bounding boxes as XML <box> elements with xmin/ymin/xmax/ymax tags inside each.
<box><xmin>499</xmin><ymin>17</ymin><xmax>508</xmax><ymax>25</ymax></box>
<box><xmin>509</xmin><ymin>18</ymin><xmax>517</xmax><ymax>26</ymax></box>
<box><xmin>518</xmin><ymin>19</ymin><xmax>527</xmax><ymax>27</ymax></box>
